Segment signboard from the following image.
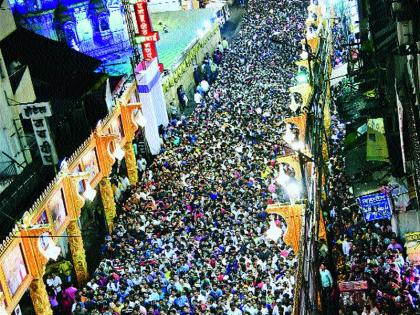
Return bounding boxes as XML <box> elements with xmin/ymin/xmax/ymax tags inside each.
<box><xmin>2</xmin><ymin>245</ymin><xmax>28</xmax><ymax>297</ymax></box>
<box><xmin>20</xmin><ymin>102</ymin><xmax>58</xmax><ymax>166</ymax></box>
<box><xmin>338</xmin><ymin>281</ymin><xmax>368</xmax><ymax>292</ymax></box>
<box><xmin>405</xmin><ymin>232</ymin><xmax>420</xmax><ymax>266</ymax></box>
<box><xmin>20</xmin><ymin>102</ymin><xmax>52</xmax><ymax>120</ymax></box>
<box><xmin>358</xmin><ymin>192</ymin><xmax>393</xmax><ymax>222</ymax></box>
<box><xmin>48</xmin><ymin>188</ymin><xmax>67</xmax><ymax>232</ymax></box>
<box><xmin>132</xmin><ymin>0</ymin><xmax>163</xmax><ymax>71</ymax></box>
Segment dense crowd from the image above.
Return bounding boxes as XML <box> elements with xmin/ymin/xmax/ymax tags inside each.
<box><xmin>322</xmin><ymin>90</ymin><xmax>420</xmax><ymax>315</ymax></box>
<box><xmin>46</xmin><ymin>0</ymin><xmax>310</xmax><ymax>314</ymax></box>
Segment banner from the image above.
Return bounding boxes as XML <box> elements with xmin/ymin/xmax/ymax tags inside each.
<box><xmin>405</xmin><ymin>232</ymin><xmax>420</xmax><ymax>266</ymax></box>
<box><xmin>366</xmin><ymin>118</ymin><xmax>389</xmax><ymax>162</ymax></box>
<box><xmin>358</xmin><ymin>192</ymin><xmax>392</xmax><ymax>222</ymax></box>
<box><xmin>338</xmin><ymin>281</ymin><xmax>368</xmax><ymax>292</ymax></box>
<box><xmin>395</xmin><ymin>81</ymin><xmax>406</xmax><ymax>173</ymax></box>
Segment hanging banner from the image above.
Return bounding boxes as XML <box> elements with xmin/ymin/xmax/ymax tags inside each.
<box><xmin>395</xmin><ymin>82</ymin><xmax>406</xmax><ymax>173</ymax></box>
<box><xmin>338</xmin><ymin>281</ymin><xmax>368</xmax><ymax>292</ymax></box>
<box><xmin>357</xmin><ymin>192</ymin><xmax>393</xmax><ymax>222</ymax></box>
<box><xmin>405</xmin><ymin>232</ymin><xmax>420</xmax><ymax>267</ymax></box>
<box><xmin>366</xmin><ymin>118</ymin><xmax>389</xmax><ymax>162</ymax></box>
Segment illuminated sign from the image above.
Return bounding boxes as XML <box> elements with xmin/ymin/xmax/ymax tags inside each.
<box><xmin>134</xmin><ymin>32</ymin><xmax>160</xmax><ymax>44</ymax></box>
<box><xmin>132</xmin><ymin>0</ymin><xmax>163</xmax><ymax>70</ymax></box>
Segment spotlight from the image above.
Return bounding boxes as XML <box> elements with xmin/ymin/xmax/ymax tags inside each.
<box><xmin>82</xmin><ymin>183</ymin><xmax>97</xmax><ymax>201</ymax></box>
<box><xmin>114</xmin><ymin>143</ymin><xmax>125</xmax><ymax>161</ymax></box>
<box><xmin>134</xmin><ymin>110</ymin><xmax>147</xmax><ymax>127</ymax></box>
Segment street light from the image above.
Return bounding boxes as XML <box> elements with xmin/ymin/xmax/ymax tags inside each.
<box><xmin>265</xmin><ymin>220</ymin><xmax>283</xmax><ymax>242</ymax></box>
<box><xmin>82</xmin><ymin>183</ymin><xmax>97</xmax><ymax>201</ymax></box>
<box><xmin>285</xmin><ymin>181</ymin><xmax>302</xmax><ymax>203</ymax></box>
<box><xmin>275</xmin><ymin>166</ymin><xmax>290</xmax><ymax>186</ymax></box>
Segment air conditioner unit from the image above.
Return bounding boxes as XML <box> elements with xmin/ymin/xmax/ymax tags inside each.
<box><xmin>396</xmin><ymin>20</ymin><xmax>413</xmax><ymax>46</ymax></box>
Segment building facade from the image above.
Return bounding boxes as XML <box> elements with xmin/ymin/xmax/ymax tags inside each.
<box><xmin>0</xmin><ymin>0</ymin><xmax>35</xmax><ymax>193</ymax></box>
<box><xmin>9</xmin><ymin>0</ymin><xmax>130</xmax><ymax>59</ymax></box>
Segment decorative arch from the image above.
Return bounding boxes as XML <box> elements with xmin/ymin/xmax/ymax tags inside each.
<box><xmin>267</xmin><ymin>203</ymin><xmax>304</xmax><ymax>253</ymax></box>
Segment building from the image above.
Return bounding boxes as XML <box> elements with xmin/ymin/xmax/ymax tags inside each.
<box><xmin>0</xmin><ymin>0</ymin><xmax>113</xmax><ymax>239</ymax></box>
<box><xmin>9</xmin><ymin>0</ymin><xmax>130</xmax><ymax>60</ymax></box>
<box><xmin>0</xmin><ymin>0</ymin><xmax>36</xmax><ymax>193</ymax></box>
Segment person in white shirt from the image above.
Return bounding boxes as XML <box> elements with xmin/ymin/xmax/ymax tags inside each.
<box><xmin>227</xmin><ymin>303</ymin><xmax>242</xmax><ymax>315</ymax></box>
<box><xmin>46</xmin><ymin>273</ymin><xmax>62</xmax><ymax>293</ymax></box>
<box><xmin>194</xmin><ymin>91</ymin><xmax>202</xmax><ymax>104</ymax></box>
<box><xmin>342</xmin><ymin>236</ymin><xmax>352</xmax><ymax>257</ymax></box>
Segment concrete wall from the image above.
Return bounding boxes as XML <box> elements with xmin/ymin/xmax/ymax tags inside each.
<box><xmin>0</xmin><ymin>1</ymin><xmax>16</xmax><ymax>41</ymax></box>
<box><xmin>163</xmin><ymin>26</ymin><xmax>222</xmax><ymax>109</ymax></box>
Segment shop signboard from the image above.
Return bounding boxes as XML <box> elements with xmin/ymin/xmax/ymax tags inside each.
<box><xmin>20</xmin><ymin>102</ymin><xmax>58</xmax><ymax>166</ymax></box>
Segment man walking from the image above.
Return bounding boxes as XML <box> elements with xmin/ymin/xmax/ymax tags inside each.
<box><xmin>319</xmin><ymin>263</ymin><xmax>333</xmax><ymax>314</ymax></box>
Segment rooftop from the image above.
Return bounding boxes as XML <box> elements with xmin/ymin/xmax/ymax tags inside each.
<box><xmin>0</xmin><ymin>27</ymin><xmax>103</xmax><ymax>99</ymax></box>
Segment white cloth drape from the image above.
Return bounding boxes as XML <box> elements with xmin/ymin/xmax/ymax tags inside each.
<box><xmin>153</xmin><ymin>76</ymin><xmax>169</xmax><ymax>127</ymax></box>
<box><xmin>140</xmin><ymin>93</ymin><xmax>161</xmax><ymax>155</ymax></box>
<box><xmin>136</xmin><ymin>59</ymin><xmax>168</xmax><ymax>155</ymax></box>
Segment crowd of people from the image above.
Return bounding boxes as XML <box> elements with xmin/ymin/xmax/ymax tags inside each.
<box><xmin>46</xmin><ymin>0</ymin><xmax>311</xmax><ymax>314</ymax></box>
<box><xmin>322</xmin><ymin>90</ymin><xmax>420</xmax><ymax>315</ymax></box>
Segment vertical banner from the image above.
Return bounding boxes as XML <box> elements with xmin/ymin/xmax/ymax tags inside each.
<box><xmin>395</xmin><ymin>82</ymin><xmax>406</xmax><ymax>173</ymax></box>
<box><xmin>133</xmin><ymin>0</ymin><xmax>163</xmax><ymax>71</ymax></box>
<box><xmin>405</xmin><ymin>232</ymin><xmax>420</xmax><ymax>266</ymax></box>
<box><xmin>366</xmin><ymin>118</ymin><xmax>389</xmax><ymax>162</ymax></box>
<box><xmin>20</xmin><ymin>102</ymin><xmax>58</xmax><ymax>165</ymax></box>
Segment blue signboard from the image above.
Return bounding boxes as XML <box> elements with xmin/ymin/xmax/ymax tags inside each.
<box><xmin>358</xmin><ymin>192</ymin><xmax>393</xmax><ymax>222</ymax></box>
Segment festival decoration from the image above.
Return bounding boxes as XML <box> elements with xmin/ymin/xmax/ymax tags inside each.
<box><xmin>124</xmin><ymin>141</ymin><xmax>139</xmax><ymax>185</ymax></box>
<box><xmin>267</xmin><ymin>204</ymin><xmax>304</xmax><ymax>253</ymax></box>
<box><xmin>289</xmin><ymin>83</ymin><xmax>312</xmax><ymax>107</ymax></box>
<box><xmin>99</xmin><ymin>178</ymin><xmax>117</xmax><ymax>232</ymax></box>
<box><xmin>66</xmin><ymin>220</ymin><xmax>89</xmax><ymax>286</ymax></box>
<box><xmin>29</xmin><ymin>278</ymin><xmax>53</xmax><ymax>315</ymax></box>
